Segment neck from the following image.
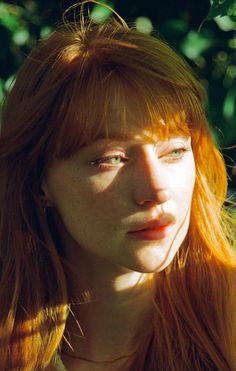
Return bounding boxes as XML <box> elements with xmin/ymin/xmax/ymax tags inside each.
<box><xmin>61</xmin><ymin>241</ymin><xmax>154</xmax><ymax>366</ymax></box>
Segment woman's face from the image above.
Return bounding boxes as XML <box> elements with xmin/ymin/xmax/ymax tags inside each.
<box><xmin>42</xmin><ymin>125</ymin><xmax>195</xmax><ymax>273</ymax></box>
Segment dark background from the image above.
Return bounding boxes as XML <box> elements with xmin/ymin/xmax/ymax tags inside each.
<box><xmin>0</xmin><ymin>0</ymin><xmax>235</xmax><ymax>193</ymax></box>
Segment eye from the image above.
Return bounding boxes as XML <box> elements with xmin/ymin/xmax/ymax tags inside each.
<box><xmin>162</xmin><ymin>146</ymin><xmax>190</xmax><ymax>161</ymax></box>
<box><xmin>169</xmin><ymin>148</ymin><xmax>187</xmax><ymax>159</ymax></box>
<box><xmin>90</xmin><ymin>153</ymin><xmax>129</xmax><ymax>169</ymax></box>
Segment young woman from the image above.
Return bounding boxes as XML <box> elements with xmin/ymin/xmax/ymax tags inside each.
<box><xmin>0</xmin><ymin>2</ymin><xmax>236</xmax><ymax>370</ymax></box>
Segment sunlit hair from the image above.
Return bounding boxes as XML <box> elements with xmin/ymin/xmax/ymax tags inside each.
<box><xmin>1</xmin><ymin>2</ymin><xmax>236</xmax><ymax>370</ymax></box>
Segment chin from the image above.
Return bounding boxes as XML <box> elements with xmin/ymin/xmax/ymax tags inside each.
<box><xmin>129</xmin><ymin>246</ymin><xmax>178</xmax><ymax>273</ymax></box>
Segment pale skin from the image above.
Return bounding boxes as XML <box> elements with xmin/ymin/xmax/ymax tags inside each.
<box><xmin>42</xmin><ymin>126</ymin><xmax>196</xmax><ymax>371</ymax></box>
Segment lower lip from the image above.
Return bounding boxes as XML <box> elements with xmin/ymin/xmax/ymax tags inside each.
<box><xmin>128</xmin><ymin>224</ymin><xmax>174</xmax><ymax>241</ymax></box>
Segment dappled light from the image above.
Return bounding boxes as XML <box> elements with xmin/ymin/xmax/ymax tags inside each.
<box><xmin>0</xmin><ymin>0</ymin><xmax>235</xmax><ymax>193</ymax></box>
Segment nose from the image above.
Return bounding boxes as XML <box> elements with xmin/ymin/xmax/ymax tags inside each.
<box><xmin>133</xmin><ymin>150</ymin><xmax>171</xmax><ymax>207</ymax></box>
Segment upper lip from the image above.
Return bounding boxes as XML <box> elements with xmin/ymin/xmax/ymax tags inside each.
<box><xmin>128</xmin><ymin>216</ymin><xmax>175</xmax><ymax>233</ymax></box>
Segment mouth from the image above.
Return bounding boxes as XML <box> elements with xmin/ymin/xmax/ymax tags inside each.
<box><xmin>127</xmin><ymin>218</ymin><xmax>175</xmax><ymax>241</ymax></box>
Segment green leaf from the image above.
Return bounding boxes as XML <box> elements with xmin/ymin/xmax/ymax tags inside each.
<box><xmin>214</xmin><ymin>15</ymin><xmax>236</xmax><ymax>31</ymax></box>
<box><xmin>180</xmin><ymin>31</ymin><xmax>214</xmax><ymax>59</ymax></box>
<box><xmin>223</xmin><ymin>90</ymin><xmax>235</xmax><ymax>120</ymax></box>
<box><xmin>207</xmin><ymin>0</ymin><xmax>236</xmax><ymax>20</ymax></box>
<box><xmin>90</xmin><ymin>1</ymin><xmax>114</xmax><ymax>24</ymax></box>
<box><xmin>40</xmin><ymin>25</ymin><xmax>53</xmax><ymax>38</ymax></box>
<box><xmin>13</xmin><ymin>28</ymin><xmax>30</xmax><ymax>45</ymax></box>
<box><xmin>0</xmin><ymin>12</ymin><xmax>19</xmax><ymax>31</ymax></box>
<box><xmin>135</xmin><ymin>17</ymin><xmax>153</xmax><ymax>34</ymax></box>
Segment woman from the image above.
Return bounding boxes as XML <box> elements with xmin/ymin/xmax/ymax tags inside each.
<box><xmin>0</xmin><ymin>2</ymin><xmax>236</xmax><ymax>370</ymax></box>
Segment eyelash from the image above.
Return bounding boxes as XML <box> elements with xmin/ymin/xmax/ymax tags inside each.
<box><xmin>164</xmin><ymin>146</ymin><xmax>189</xmax><ymax>161</ymax></box>
<box><xmin>90</xmin><ymin>146</ymin><xmax>189</xmax><ymax>169</ymax></box>
<box><xmin>90</xmin><ymin>153</ymin><xmax>128</xmax><ymax>169</ymax></box>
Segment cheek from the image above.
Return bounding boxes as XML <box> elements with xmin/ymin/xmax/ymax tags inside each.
<box><xmin>180</xmin><ymin>172</ymin><xmax>195</xmax><ymax>200</ymax></box>
<box><xmin>56</xmin><ymin>182</ymin><xmax>118</xmax><ymax>235</ymax></box>
<box><xmin>77</xmin><ymin>174</ymin><xmax>129</xmax><ymax>215</ymax></box>
<box><xmin>171</xmin><ymin>164</ymin><xmax>196</xmax><ymax>210</ymax></box>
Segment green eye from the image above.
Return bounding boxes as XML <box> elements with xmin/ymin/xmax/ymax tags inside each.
<box><xmin>168</xmin><ymin>148</ymin><xmax>187</xmax><ymax>159</ymax></box>
<box><xmin>171</xmin><ymin>149</ymin><xmax>183</xmax><ymax>157</ymax></box>
<box><xmin>90</xmin><ymin>154</ymin><xmax>128</xmax><ymax>168</ymax></box>
<box><xmin>109</xmin><ymin>156</ymin><xmax>122</xmax><ymax>164</ymax></box>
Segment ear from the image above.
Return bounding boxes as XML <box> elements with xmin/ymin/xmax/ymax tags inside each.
<box><xmin>40</xmin><ymin>179</ymin><xmax>54</xmax><ymax>207</ymax></box>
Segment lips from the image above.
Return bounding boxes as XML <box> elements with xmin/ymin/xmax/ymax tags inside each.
<box><xmin>127</xmin><ymin>217</ymin><xmax>175</xmax><ymax>241</ymax></box>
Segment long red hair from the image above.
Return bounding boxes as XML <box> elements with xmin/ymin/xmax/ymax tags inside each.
<box><xmin>0</xmin><ymin>7</ymin><xmax>236</xmax><ymax>370</ymax></box>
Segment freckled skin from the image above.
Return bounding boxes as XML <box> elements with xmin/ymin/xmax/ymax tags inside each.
<box><xmin>42</xmin><ymin>129</ymin><xmax>195</xmax><ymax>274</ymax></box>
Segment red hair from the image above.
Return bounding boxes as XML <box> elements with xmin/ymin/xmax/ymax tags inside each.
<box><xmin>0</xmin><ymin>11</ymin><xmax>236</xmax><ymax>370</ymax></box>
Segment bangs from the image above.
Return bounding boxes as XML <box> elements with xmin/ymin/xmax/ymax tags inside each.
<box><xmin>43</xmin><ymin>30</ymin><xmax>205</xmax><ymax>160</ymax></box>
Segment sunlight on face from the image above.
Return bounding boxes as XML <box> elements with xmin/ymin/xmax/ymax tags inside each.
<box><xmin>42</xmin><ymin>123</ymin><xmax>195</xmax><ymax>278</ymax></box>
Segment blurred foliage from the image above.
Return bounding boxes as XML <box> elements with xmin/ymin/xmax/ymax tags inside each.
<box><xmin>0</xmin><ymin>0</ymin><xmax>235</xmax><ymax>191</ymax></box>
<box><xmin>207</xmin><ymin>0</ymin><xmax>236</xmax><ymax>20</ymax></box>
